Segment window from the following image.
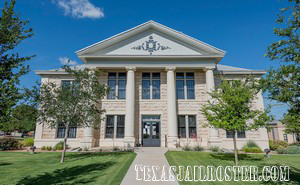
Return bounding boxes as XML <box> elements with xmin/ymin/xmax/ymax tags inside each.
<box><xmin>56</xmin><ymin>124</ymin><xmax>77</xmax><ymax>138</ymax></box>
<box><xmin>105</xmin><ymin>115</ymin><xmax>125</xmax><ymax>138</ymax></box>
<box><xmin>283</xmin><ymin>134</ymin><xmax>288</xmax><ymax>142</ymax></box>
<box><xmin>226</xmin><ymin>131</ymin><xmax>246</xmax><ymax>138</ymax></box>
<box><xmin>61</xmin><ymin>80</ymin><xmax>80</xmax><ymax>95</ymax></box>
<box><xmin>108</xmin><ymin>72</ymin><xmax>126</xmax><ymax>99</ymax></box>
<box><xmin>142</xmin><ymin>73</ymin><xmax>160</xmax><ymax>99</ymax></box>
<box><xmin>177</xmin><ymin>115</ymin><xmax>197</xmax><ymax>138</ymax></box>
<box><xmin>176</xmin><ymin>72</ymin><xmax>195</xmax><ymax>99</ymax></box>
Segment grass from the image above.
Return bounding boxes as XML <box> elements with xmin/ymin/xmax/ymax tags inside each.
<box><xmin>166</xmin><ymin>151</ymin><xmax>300</xmax><ymax>185</ymax></box>
<box><xmin>0</xmin><ymin>151</ymin><xmax>136</xmax><ymax>185</ymax></box>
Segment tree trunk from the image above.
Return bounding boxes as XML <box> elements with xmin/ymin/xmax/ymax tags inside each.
<box><xmin>60</xmin><ymin>125</ymin><xmax>69</xmax><ymax>163</ymax></box>
<box><xmin>233</xmin><ymin>131</ymin><xmax>239</xmax><ymax>165</ymax></box>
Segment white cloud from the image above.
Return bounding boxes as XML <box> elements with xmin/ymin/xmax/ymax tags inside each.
<box><xmin>59</xmin><ymin>56</ymin><xmax>78</xmax><ymax>65</ymax></box>
<box><xmin>53</xmin><ymin>0</ymin><xmax>104</xmax><ymax>19</ymax></box>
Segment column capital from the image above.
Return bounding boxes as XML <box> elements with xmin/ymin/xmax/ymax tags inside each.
<box><xmin>203</xmin><ymin>66</ymin><xmax>216</xmax><ymax>71</ymax></box>
<box><xmin>165</xmin><ymin>66</ymin><xmax>176</xmax><ymax>71</ymax></box>
<box><xmin>125</xmin><ymin>66</ymin><xmax>136</xmax><ymax>71</ymax></box>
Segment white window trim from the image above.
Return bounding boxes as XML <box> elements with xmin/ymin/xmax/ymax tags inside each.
<box><xmin>176</xmin><ymin>72</ymin><xmax>195</xmax><ymax>99</ymax></box>
<box><xmin>107</xmin><ymin>72</ymin><xmax>126</xmax><ymax>100</ymax></box>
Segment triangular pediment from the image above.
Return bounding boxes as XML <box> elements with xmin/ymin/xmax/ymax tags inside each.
<box><xmin>76</xmin><ymin>21</ymin><xmax>226</xmax><ymax>57</ymax></box>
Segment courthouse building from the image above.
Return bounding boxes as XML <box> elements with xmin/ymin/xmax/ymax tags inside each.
<box><xmin>34</xmin><ymin>21</ymin><xmax>269</xmax><ymax>150</ymax></box>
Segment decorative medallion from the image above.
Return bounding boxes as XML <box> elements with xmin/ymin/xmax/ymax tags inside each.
<box><xmin>131</xmin><ymin>36</ymin><xmax>171</xmax><ymax>55</ymax></box>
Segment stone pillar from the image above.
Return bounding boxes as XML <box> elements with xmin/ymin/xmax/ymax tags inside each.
<box><xmin>205</xmin><ymin>68</ymin><xmax>221</xmax><ymax>146</ymax></box>
<box><xmin>124</xmin><ymin>67</ymin><xmax>136</xmax><ymax>147</ymax></box>
<box><xmin>81</xmin><ymin>127</ymin><xmax>94</xmax><ymax>149</ymax></box>
<box><xmin>166</xmin><ymin>67</ymin><xmax>178</xmax><ymax>147</ymax></box>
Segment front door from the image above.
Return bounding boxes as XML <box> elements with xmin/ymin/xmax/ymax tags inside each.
<box><xmin>142</xmin><ymin>121</ymin><xmax>160</xmax><ymax>147</ymax></box>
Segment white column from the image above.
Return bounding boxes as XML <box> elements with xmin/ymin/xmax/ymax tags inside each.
<box><xmin>124</xmin><ymin>67</ymin><xmax>136</xmax><ymax>143</ymax></box>
<box><xmin>205</xmin><ymin>68</ymin><xmax>219</xmax><ymax>139</ymax></box>
<box><xmin>166</xmin><ymin>67</ymin><xmax>178</xmax><ymax>145</ymax></box>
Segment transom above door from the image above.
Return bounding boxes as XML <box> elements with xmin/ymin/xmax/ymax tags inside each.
<box><xmin>142</xmin><ymin>115</ymin><xmax>161</xmax><ymax>147</ymax></box>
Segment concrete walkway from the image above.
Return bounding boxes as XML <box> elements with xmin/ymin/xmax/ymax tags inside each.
<box><xmin>121</xmin><ymin>147</ymin><xmax>179</xmax><ymax>185</ymax></box>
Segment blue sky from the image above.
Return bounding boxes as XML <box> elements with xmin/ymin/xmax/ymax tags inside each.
<box><xmin>10</xmin><ymin>0</ymin><xmax>290</xmax><ymax>119</ymax></box>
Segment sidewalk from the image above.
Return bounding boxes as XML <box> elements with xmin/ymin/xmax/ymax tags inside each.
<box><xmin>121</xmin><ymin>147</ymin><xmax>179</xmax><ymax>185</ymax></box>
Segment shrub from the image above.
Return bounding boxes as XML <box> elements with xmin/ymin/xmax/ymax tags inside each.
<box><xmin>23</xmin><ymin>138</ymin><xmax>34</xmax><ymax>147</ymax></box>
<box><xmin>41</xmin><ymin>146</ymin><xmax>46</xmax><ymax>150</ymax></box>
<box><xmin>277</xmin><ymin>146</ymin><xmax>300</xmax><ymax>154</ymax></box>
<box><xmin>193</xmin><ymin>145</ymin><xmax>204</xmax><ymax>151</ymax></box>
<box><xmin>243</xmin><ymin>147</ymin><xmax>252</xmax><ymax>153</ymax></box>
<box><xmin>54</xmin><ymin>141</ymin><xmax>68</xmax><ymax>150</ymax></box>
<box><xmin>269</xmin><ymin>140</ymin><xmax>288</xmax><ymax>150</ymax></box>
<box><xmin>210</xmin><ymin>146</ymin><xmax>220</xmax><ymax>152</ymax></box>
<box><xmin>46</xmin><ymin>146</ymin><xmax>52</xmax><ymax>151</ymax></box>
<box><xmin>112</xmin><ymin>146</ymin><xmax>120</xmax><ymax>152</ymax></box>
<box><xmin>252</xmin><ymin>147</ymin><xmax>262</xmax><ymax>153</ymax></box>
<box><xmin>289</xmin><ymin>142</ymin><xmax>300</xmax><ymax>146</ymax></box>
<box><xmin>244</xmin><ymin>140</ymin><xmax>259</xmax><ymax>148</ymax></box>
<box><xmin>182</xmin><ymin>144</ymin><xmax>192</xmax><ymax>151</ymax></box>
<box><xmin>0</xmin><ymin>138</ymin><xmax>20</xmax><ymax>151</ymax></box>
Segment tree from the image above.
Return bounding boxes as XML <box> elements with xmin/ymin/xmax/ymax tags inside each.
<box><xmin>201</xmin><ymin>78</ymin><xmax>272</xmax><ymax>165</ymax></box>
<box><xmin>0</xmin><ymin>0</ymin><xmax>34</xmax><ymax>130</ymax></box>
<box><xmin>9</xmin><ymin>104</ymin><xmax>37</xmax><ymax>133</ymax></box>
<box><xmin>263</xmin><ymin>0</ymin><xmax>299</xmax><ymax>116</ymax></box>
<box><xmin>37</xmin><ymin>66</ymin><xmax>108</xmax><ymax>163</ymax></box>
<box><xmin>281</xmin><ymin>113</ymin><xmax>300</xmax><ymax>141</ymax></box>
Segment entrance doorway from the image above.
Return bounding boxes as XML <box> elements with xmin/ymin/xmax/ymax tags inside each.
<box><xmin>142</xmin><ymin>115</ymin><xmax>160</xmax><ymax>147</ymax></box>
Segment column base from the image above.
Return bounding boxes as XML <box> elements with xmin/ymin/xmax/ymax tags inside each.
<box><xmin>124</xmin><ymin>136</ymin><xmax>135</xmax><ymax>149</ymax></box>
<box><xmin>167</xmin><ymin>136</ymin><xmax>179</xmax><ymax>148</ymax></box>
<box><xmin>208</xmin><ymin>137</ymin><xmax>222</xmax><ymax>147</ymax></box>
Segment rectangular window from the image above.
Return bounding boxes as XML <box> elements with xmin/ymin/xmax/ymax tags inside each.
<box><xmin>105</xmin><ymin>115</ymin><xmax>125</xmax><ymax>138</ymax></box>
<box><xmin>283</xmin><ymin>134</ymin><xmax>288</xmax><ymax>142</ymax></box>
<box><xmin>178</xmin><ymin>115</ymin><xmax>197</xmax><ymax>138</ymax></box>
<box><xmin>176</xmin><ymin>72</ymin><xmax>195</xmax><ymax>99</ymax></box>
<box><xmin>61</xmin><ymin>80</ymin><xmax>80</xmax><ymax>96</ymax></box>
<box><xmin>108</xmin><ymin>72</ymin><xmax>126</xmax><ymax>99</ymax></box>
<box><xmin>226</xmin><ymin>131</ymin><xmax>246</xmax><ymax>138</ymax></box>
<box><xmin>56</xmin><ymin>124</ymin><xmax>77</xmax><ymax>138</ymax></box>
<box><xmin>142</xmin><ymin>72</ymin><xmax>160</xmax><ymax>99</ymax></box>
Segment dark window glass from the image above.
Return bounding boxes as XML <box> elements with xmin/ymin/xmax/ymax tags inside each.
<box><xmin>118</xmin><ymin>80</ymin><xmax>126</xmax><ymax>99</ymax></box>
<box><xmin>116</xmin><ymin>115</ymin><xmax>125</xmax><ymax>138</ymax></box>
<box><xmin>237</xmin><ymin>131</ymin><xmax>246</xmax><ymax>138</ymax></box>
<box><xmin>118</xmin><ymin>72</ymin><xmax>126</xmax><ymax>79</ymax></box>
<box><xmin>105</xmin><ymin>115</ymin><xmax>114</xmax><ymax>138</ymax></box>
<box><xmin>186</xmin><ymin>73</ymin><xmax>194</xmax><ymax>79</ymax></box>
<box><xmin>186</xmin><ymin>80</ymin><xmax>195</xmax><ymax>99</ymax></box>
<box><xmin>176</xmin><ymin>80</ymin><xmax>185</xmax><ymax>99</ymax></box>
<box><xmin>283</xmin><ymin>134</ymin><xmax>288</xmax><ymax>142</ymax></box>
<box><xmin>152</xmin><ymin>73</ymin><xmax>160</xmax><ymax>79</ymax></box>
<box><xmin>108</xmin><ymin>73</ymin><xmax>117</xmax><ymax>79</ymax></box>
<box><xmin>142</xmin><ymin>80</ymin><xmax>150</xmax><ymax>99</ymax></box>
<box><xmin>176</xmin><ymin>72</ymin><xmax>184</xmax><ymax>79</ymax></box>
<box><xmin>226</xmin><ymin>131</ymin><xmax>234</xmax><ymax>138</ymax></box>
<box><xmin>108</xmin><ymin>80</ymin><xmax>116</xmax><ymax>99</ymax></box>
<box><xmin>178</xmin><ymin>115</ymin><xmax>186</xmax><ymax>138</ymax></box>
<box><xmin>61</xmin><ymin>80</ymin><xmax>71</xmax><ymax>90</ymax></box>
<box><xmin>188</xmin><ymin>116</ymin><xmax>197</xmax><ymax>138</ymax></box>
<box><xmin>142</xmin><ymin>73</ymin><xmax>151</xmax><ymax>79</ymax></box>
<box><xmin>152</xmin><ymin>80</ymin><xmax>160</xmax><ymax>99</ymax></box>
<box><xmin>57</xmin><ymin>124</ymin><xmax>77</xmax><ymax>138</ymax></box>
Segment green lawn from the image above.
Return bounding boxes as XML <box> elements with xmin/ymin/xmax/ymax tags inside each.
<box><xmin>166</xmin><ymin>151</ymin><xmax>300</xmax><ymax>185</ymax></box>
<box><xmin>0</xmin><ymin>151</ymin><xmax>136</xmax><ymax>185</ymax></box>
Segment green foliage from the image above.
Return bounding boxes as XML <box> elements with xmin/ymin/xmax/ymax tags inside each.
<box><xmin>0</xmin><ymin>0</ymin><xmax>34</xmax><ymax>130</ymax></box>
<box><xmin>193</xmin><ymin>145</ymin><xmax>204</xmax><ymax>151</ymax></box>
<box><xmin>281</xmin><ymin>114</ymin><xmax>300</xmax><ymax>135</ymax></box>
<box><xmin>243</xmin><ymin>140</ymin><xmax>260</xmax><ymax>149</ymax></box>
<box><xmin>46</xmin><ymin>146</ymin><xmax>52</xmax><ymax>151</ymax></box>
<box><xmin>243</xmin><ymin>147</ymin><xmax>252</xmax><ymax>153</ymax></box>
<box><xmin>41</xmin><ymin>146</ymin><xmax>46</xmax><ymax>150</ymax></box>
<box><xmin>277</xmin><ymin>146</ymin><xmax>300</xmax><ymax>154</ymax></box>
<box><xmin>22</xmin><ymin>138</ymin><xmax>34</xmax><ymax>147</ymax></box>
<box><xmin>8</xmin><ymin>105</ymin><xmax>37</xmax><ymax>133</ymax></box>
<box><xmin>263</xmin><ymin>0</ymin><xmax>300</xmax><ymax>116</ymax></box>
<box><xmin>182</xmin><ymin>144</ymin><xmax>192</xmax><ymax>151</ymax></box>
<box><xmin>269</xmin><ymin>140</ymin><xmax>289</xmax><ymax>150</ymax></box>
<box><xmin>54</xmin><ymin>141</ymin><xmax>68</xmax><ymax>150</ymax></box>
<box><xmin>252</xmin><ymin>147</ymin><xmax>262</xmax><ymax>153</ymax></box>
<box><xmin>290</xmin><ymin>142</ymin><xmax>300</xmax><ymax>146</ymax></box>
<box><xmin>0</xmin><ymin>138</ymin><xmax>20</xmax><ymax>150</ymax></box>
<box><xmin>243</xmin><ymin>147</ymin><xmax>262</xmax><ymax>153</ymax></box>
<box><xmin>210</xmin><ymin>145</ymin><xmax>220</xmax><ymax>152</ymax></box>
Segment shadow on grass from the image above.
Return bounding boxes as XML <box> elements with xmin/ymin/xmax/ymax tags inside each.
<box><xmin>16</xmin><ymin>161</ymin><xmax>116</xmax><ymax>185</ymax></box>
<box><xmin>210</xmin><ymin>153</ymin><xmax>264</xmax><ymax>161</ymax></box>
<box><xmin>0</xmin><ymin>162</ymin><xmax>12</xmax><ymax>166</ymax></box>
<box><xmin>65</xmin><ymin>152</ymin><xmax>131</xmax><ymax>161</ymax></box>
